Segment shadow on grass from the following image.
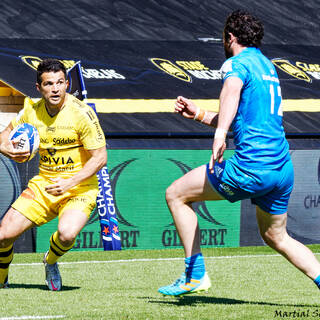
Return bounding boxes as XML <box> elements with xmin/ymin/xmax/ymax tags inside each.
<box><xmin>145</xmin><ymin>296</ymin><xmax>317</xmax><ymax>308</ymax></box>
<box><xmin>7</xmin><ymin>283</ymin><xmax>80</xmax><ymax>291</ymax></box>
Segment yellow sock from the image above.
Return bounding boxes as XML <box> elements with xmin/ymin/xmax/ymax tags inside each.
<box><xmin>46</xmin><ymin>231</ymin><xmax>75</xmax><ymax>265</ymax></box>
<box><xmin>0</xmin><ymin>244</ymin><xmax>13</xmax><ymax>284</ymax></box>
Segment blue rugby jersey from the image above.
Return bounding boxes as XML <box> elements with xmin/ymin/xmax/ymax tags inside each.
<box><xmin>220</xmin><ymin>47</ymin><xmax>290</xmax><ymax>169</ymax></box>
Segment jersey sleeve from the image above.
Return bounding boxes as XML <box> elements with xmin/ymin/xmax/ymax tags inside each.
<box><xmin>78</xmin><ymin>107</ymin><xmax>106</xmax><ymax>150</ymax></box>
<box><xmin>10</xmin><ymin>97</ymin><xmax>33</xmax><ymax>128</ymax></box>
<box><xmin>220</xmin><ymin>58</ymin><xmax>248</xmax><ymax>84</ymax></box>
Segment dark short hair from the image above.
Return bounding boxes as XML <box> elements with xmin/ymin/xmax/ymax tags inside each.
<box><xmin>224</xmin><ymin>10</ymin><xmax>264</xmax><ymax>47</ymax></box>
<box><xmin>37</xmin><ymin>58</ymin><xmax>67</xmax><ymax>84</ymax></box>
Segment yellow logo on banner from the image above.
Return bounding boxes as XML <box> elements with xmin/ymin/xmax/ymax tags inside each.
<box><xmin>20</xmin><ymin>56</ymin><xmax>42</xmax><ymax>70</ymax></box>
<box><xmin>272</xmin><ymin>59</ymin><xmax>311</xmax><ymax>82</ymax></box>
<box><xmin>150</xmin><ymin>58</ymin><xmax>192</xmax><ymax>82</ymax></box>
<box><xmin>20</xmin><ymin>56</ymin><xmax>76</xmax><ymax>70</ymax></box>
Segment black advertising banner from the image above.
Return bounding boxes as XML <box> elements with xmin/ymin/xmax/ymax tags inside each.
<box><xmin>0</xmin><ymin>40</ymin><xmax>319</xmax><ymax>100</ymax></box>
<box><xmin>0</xmin><ymin>40</ymin><xmax>319</xmax><ymax>136</ymax></box>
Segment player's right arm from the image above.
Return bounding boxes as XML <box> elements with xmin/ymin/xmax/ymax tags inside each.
<box><xmin>0</xmin><ymin>123</ymin><xmax>30</xmax><ymax>161</ymax></box>
<box><xmin>174</xmin><ymin>96</ymin><xmax>219</xmax><ymax>127</ymax></box>
<box><xmin>209</xmin><ymin>76</ymin><xmax>243</xmax><ymax>172</ymax></box>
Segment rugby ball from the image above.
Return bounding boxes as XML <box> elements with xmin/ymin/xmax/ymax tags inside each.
<box><xmin>9</xmin><ymin>123</ymin><xmax>40</xmax><ymax>162</ymax></box>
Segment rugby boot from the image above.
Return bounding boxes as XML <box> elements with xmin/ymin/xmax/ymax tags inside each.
<box><xmin>43</xmin><ymin>251</ymin><xmax>62</xmax><ymax>291</ymax></box>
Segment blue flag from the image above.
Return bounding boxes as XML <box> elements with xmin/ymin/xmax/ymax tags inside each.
<box><xmin>96</xmin><ymin>167</ymin><xmax>121</xmax><ymax>250</ymax></box>
<box><xmin>67</xmin><ymin>61</ymin><xmax>87</xmax><ymax>100</ymax></box>
<box><xmin>67</xmin><ymin>62</ymin><xmax>121</xmax><ymax>250</ymax></box>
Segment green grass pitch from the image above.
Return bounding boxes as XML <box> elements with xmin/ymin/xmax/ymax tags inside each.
<box><xmin>1</xmin><ymin>245</ymin><xmax>320</xmax><ymax>320</ymax></box>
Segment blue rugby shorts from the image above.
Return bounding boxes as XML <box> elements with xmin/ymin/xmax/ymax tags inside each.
<box><xmin>206</xmin><ymin>159</ymin><xmax>294</xmax><ymax>214</ymax></box>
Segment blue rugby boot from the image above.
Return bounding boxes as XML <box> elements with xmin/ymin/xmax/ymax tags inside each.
<box><xmin>43</xmin><ymin>251</ymin><xmax>62</xmax><ymax>291</ymax></box>
<box><xmin>158</xmin><ymin>272</ymin><xmax>211</xmax><ymax>296</ymax></box>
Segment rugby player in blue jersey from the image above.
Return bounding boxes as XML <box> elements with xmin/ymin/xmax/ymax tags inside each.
<box><xmin>158</xmin><ymin>10</ymin><xmax>320</xmax><ymax>296</ymax></box>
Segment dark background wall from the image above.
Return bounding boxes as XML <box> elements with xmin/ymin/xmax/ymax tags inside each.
<box><xmin>0</xmin><ymin>0</ymin><xmax>318</xmax><ymax>45</ymax></box>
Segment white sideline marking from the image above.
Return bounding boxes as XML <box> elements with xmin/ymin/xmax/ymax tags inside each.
<box><xmin>9</xmin><ymin>253</ymin><xmax>287</xmax><ymax>267</ymax></box>
<box><xmin>0</xmin><ymin>316</ymin><xmax>65</xmax><ymax>320</ymax></box>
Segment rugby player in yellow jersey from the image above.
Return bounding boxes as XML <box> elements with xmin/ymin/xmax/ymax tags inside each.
<box><xmin>0</xmin><ymin>59</ymin><xmax>107</xmax><ymax>291</ymax></box>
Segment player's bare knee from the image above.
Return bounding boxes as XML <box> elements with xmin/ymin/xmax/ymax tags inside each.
<box><xmin>165</xmin><ymin>184</ymin><xmax>174</xmax><ymax>204</ymax></box>
<box><xmin>261</xmin><ymin>231</ymin><xmax>285</xmax><ymax>251</ymax></box>
<box><xmin>165</xmin><ymin>182</ymin><xmax>183</xmax><ymax>208</ymax></box>
<box><xmin>57</xmin><ymin>227</ymin><xmax>77</xmax><ymax>245</ymax></box>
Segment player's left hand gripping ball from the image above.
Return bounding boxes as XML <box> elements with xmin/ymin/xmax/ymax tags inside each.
<box><xmin>9</xmin><ymin>123</ymin><xmax>40</xmax><ymax>162</ymax></box>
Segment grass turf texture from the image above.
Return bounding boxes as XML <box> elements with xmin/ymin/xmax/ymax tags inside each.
<box><xmin>1</xmin><ymin>245</ymin><xmax>320</xmax><ymax>320</ymax></box>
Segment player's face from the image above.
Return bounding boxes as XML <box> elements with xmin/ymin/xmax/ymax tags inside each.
<box><xmin>37</xmin><ymin>71</ymin><xmax>69</xmax><ymax>109</ymax></box>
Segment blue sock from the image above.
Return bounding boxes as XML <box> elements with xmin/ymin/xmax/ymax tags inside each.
<box><xmin>185</xmin><ymin>253</ymin><xmax>205</xmax><ymax>280</ymax></box>
<box><xmin>314</xmin><ymin>274</ymin><xmax>320</xmax><ymax>289</ymax></box>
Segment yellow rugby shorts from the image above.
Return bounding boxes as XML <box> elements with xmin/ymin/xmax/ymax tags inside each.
<box><xmin>12</xmin><ymin>175</ymin><xmax>98</xmax><ymax>226</ymax></box>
